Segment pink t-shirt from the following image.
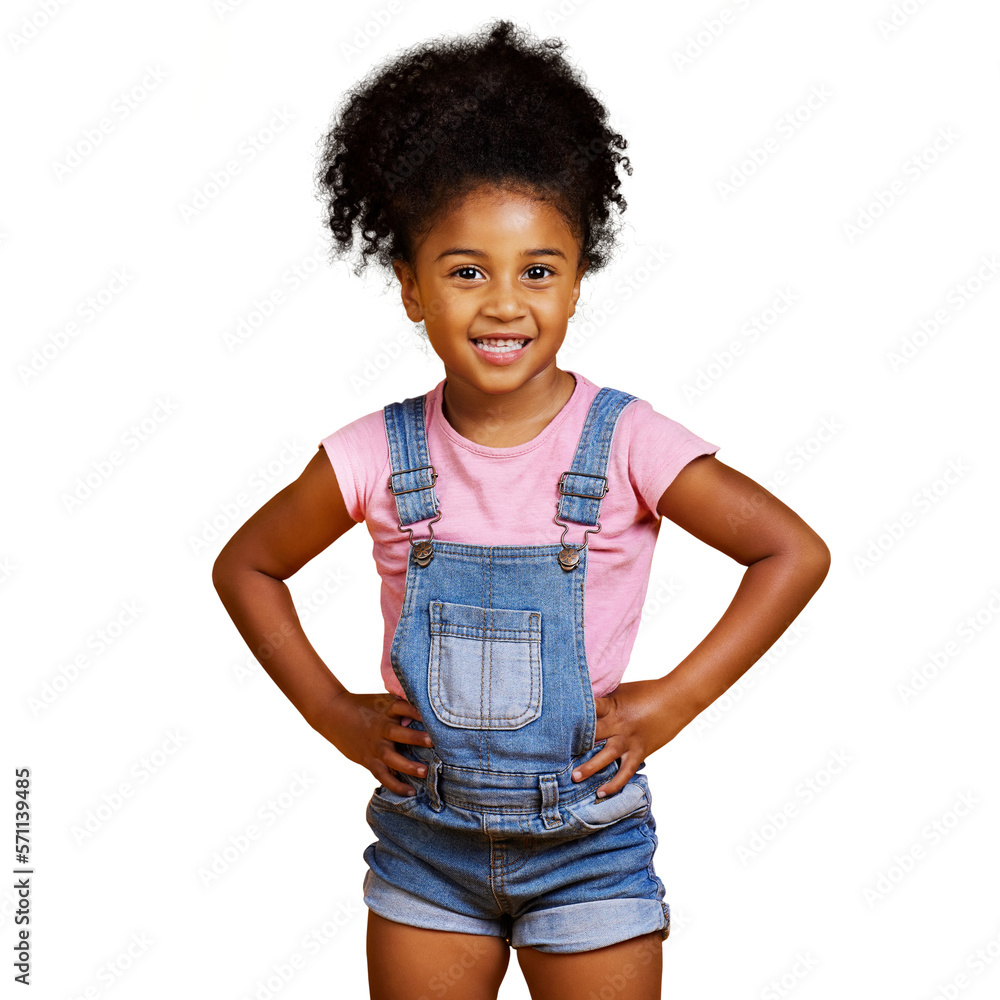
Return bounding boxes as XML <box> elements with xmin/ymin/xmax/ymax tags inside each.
<box><xmin>319</xmin><ymin>370</ymin><xmax>719</xmax><ymax>700</ymax></box>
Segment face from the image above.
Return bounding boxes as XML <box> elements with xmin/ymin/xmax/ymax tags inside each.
<box><xmin>392</xmin><ymin>184</ymin><xmax>587</xmax><ymax>401</ymax></box>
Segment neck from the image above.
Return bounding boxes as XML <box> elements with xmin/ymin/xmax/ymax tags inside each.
<box><xmin>441</xmin><ymin>368</ymin><xmax>576</xmax><ymax>447</ymax></box>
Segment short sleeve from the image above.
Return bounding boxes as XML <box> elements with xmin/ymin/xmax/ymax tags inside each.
<box><xmin>626</xmin><ymin>399</ymin><xmax>720</xmax><ymax>516</ymax></box>
<box><xmin>319</xmin><ymin>409</ymin><xmax>390</xmax><ymax>524</ymax></box>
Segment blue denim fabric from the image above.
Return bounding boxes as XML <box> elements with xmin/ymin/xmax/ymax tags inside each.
<box><xmin>362</xmin><ymin>386</ymin><xmax>670</xmax><ymax>954</ymax></box>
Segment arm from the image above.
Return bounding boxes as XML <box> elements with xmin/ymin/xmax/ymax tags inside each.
<box><xmin>212</xmin><ymin>447</ymin><xmax>358</xmax><ymax>720</ymax></box>
<box><xmin>651</xmin><ymin>452</ymin><xmax>830</xmax><ymax>722</ymax></box>
<box><xmin>212</xmin><ymin>447</ymin><xmax>432</xmax><ymax>794</ymax></box>
<box><xmin>573</xmin><ymin>453</ymin><xmax>831</xmax><ymax>796</ymax></box>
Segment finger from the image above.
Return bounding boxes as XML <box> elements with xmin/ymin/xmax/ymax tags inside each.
<box><xmin>388</xmin><ymin>722</ymin><xmax>433</xmax><ymax>747</ymax></box>
<box><xmin>370</xmin><ymin>695</ymin><xmax>417</xmax><ymax>722</ymax></box>
<box><xmin>571</xmin><ymin>742</ymin><xmax>620</xmax><ymax>783</ymax></box>
<box><xmin>593</xmin><ymin>715</ymin><xmax>616</xmax><ymax>744</ymax></box>
<box><xmin>387</xmin><ymin>698</ymin><xmax>423</xmax><ymax>721</ymax></box>
<box><xmin>382</xmin><ymin>748</ymin><xmax>429</xmax><ymax>781</ymax></box>
<box><xmin>595</xmin><ymin>758</ymin><xmax>638</xmax><ymax>798</ymax></box>
<box><xmin>378</xmin><ymin>767</ymin><xmax>421</xmax><ymax>796</ymax></box>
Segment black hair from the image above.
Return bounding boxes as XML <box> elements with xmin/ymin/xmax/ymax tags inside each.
<box><xmin>314</xmin><ymin>18</ymin><xmax>632</xmax><ymax>280</ymax></box>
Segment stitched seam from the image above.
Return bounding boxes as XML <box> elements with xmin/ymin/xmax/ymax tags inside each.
<box><xmin>485</xmin><ymin>820</ymin><xmax>505</xmax><ymax>911</ymax></box>
<box><xmin>429</xmin><ymin>604</ymin><xmax>542</xmax><ymax>725</ymax></box>
<box><xmin>444</xmin><ymin>788</ymin><xmax>607</xmax><ymax>813</ymax></box>
<box><xmin>385</xmin><ymin>404</ymin><xmax>402</xmax><ymax>524</ymax></box>
<box><xmin>636</xmin><ymin>814</ymin><xmax>665</xmax><ymax>899</ymax></box>
<box><xmin>479</xmin><ymin>596</ymin><xmax>493</xmax><ymax>748</ymax></box>
<box><xmin>431</xmin><ymin>626</ymin><xmax>539</xmax><ymax>637</ymax></box>
<box><xmin>575</xmin><ymin>549</ymin><xmax>591</xmax><ymax>755</ymax></box>
<box><xmin>416</xmin><ymin>395</ymin><xmax>440</xmax><ymax>517</ymax></box>
<box><xmin>486</xmin><ymin>552</ymin><xmax>493</xmax><ymax>768</ymax></box>
<box><xmin>495</xmin><ymin>817</ymin><xmax>533</xmax><ymax>875</ymax></box>
<box><xmin>400</xmin><ymin>544</ymin><xmax>569</xmax><ymax>559</ymax></box>
<box><xmin>531</xmin><ymin>612</ymin><xmax>539</xmax><ymax>723</ymax></box>
<box><xmin>479</xmin><ymin>555</ymin><xmax>486</xmax><ymax>768</ymax></box>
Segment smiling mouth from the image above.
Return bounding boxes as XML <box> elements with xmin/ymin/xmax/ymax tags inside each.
<box><xmin>471</xmin><ymin>337</ymin><xmax>529</xmax><ymax>354</ymax></box>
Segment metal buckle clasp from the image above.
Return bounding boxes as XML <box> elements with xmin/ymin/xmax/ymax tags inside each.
<box><xmin>557</xmin><ymin>470</ymin><xmax>608</xmax><ymax>500</ymax></box>
<box><xmin>387</xmin><ymin>464</ymin><xmax>440</xmax><ymax>566</ymax></box>
<box><xmin>387</xmin><ymin>464</ymin><xmax>438</xmax><ymax>496</ymax></box>
<box><xmin>554</xmin><ymin>470</ymin><xmax>606</xmax><ymax>571</ymax></box>
<box><xmin>399</xmin><ymin>510</ymin><xmax>441</xmax><ymax>566</ymax></box>
<box><xmin>552</xmin><ymin>509</ymin><xmax>602</xmax><ymax>571</ymax></box>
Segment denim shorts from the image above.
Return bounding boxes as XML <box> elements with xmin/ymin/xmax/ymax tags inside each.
<box><xmin>362</xmin><ymin>750</ymin><xmax>670</xmax><ymax>954</ymax></box>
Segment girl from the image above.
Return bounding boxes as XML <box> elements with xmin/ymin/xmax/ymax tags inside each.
<box><xmin>213</xmin><ymin>19</ymin><xmax>830</xmax><ymax>1000</ymax></box>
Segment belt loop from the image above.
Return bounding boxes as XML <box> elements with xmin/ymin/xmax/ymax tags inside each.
<box><xmin>426</xmin><ymin>755</ymin><xmax>444</xmax><ymax>813</ymax></box>
<box><xmin>538</xmin><ymin>774</ymin><xmax>563</xmax><ymax>829</ymax></box>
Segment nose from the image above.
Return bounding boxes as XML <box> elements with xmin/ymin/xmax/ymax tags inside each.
<box><xmin>480</xmin><ymin>273</ymin><xmax>528</xmax><ymax>322</ymax></box>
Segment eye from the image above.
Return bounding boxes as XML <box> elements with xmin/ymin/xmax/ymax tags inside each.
<box><xmin>448</xmin><ymin>264</ymin><xmax>555</xmax><ymax>281</ymax></box>
<box><xmin>525</xmin><ymin>265</ymin><xmax>554</xmax><ymax>280</ymax></box>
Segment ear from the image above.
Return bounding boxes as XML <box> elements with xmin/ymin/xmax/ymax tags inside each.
<box><xmin>567</xmin><ymin>257</ymin><xmax>590</xmax><ymax>319</ymax></box>
<box><xmin>392</xmin><ymin>258</ymin><xmax>424</xmax><ymax>323</ymax></box>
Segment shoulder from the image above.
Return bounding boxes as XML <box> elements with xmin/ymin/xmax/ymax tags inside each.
<box><xmin>318</xmin><ymin>404</ymin><xmax>391</xmax><ymax>523</ymax></box>
<box><xmin>616</xmin><ymin>394</ymin><xmax>718</xmax><ymax>452</ymax></box>
<box><xmin>318</xmin><ymin>385</ymin><xmax>442</xmax><ymax>515</ymax></box>
<box><xmin>320</xmin><ymin>405</ymin><xmax>389</xmax><ymax>469</ymax></box>
<box><xmin>609</xmin><ymin>391</ymin><xmax>721</xmax><ymax>515</ymax></box>
<box><xmin>571</xmin><ymin>375</ymin><xmax>710</xmax><ymax>444</ymax></box>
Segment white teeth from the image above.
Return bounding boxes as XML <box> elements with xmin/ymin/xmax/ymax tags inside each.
<box><xmin>474</xmin><ymin>338</ymin><xmax>527</xmax><ymax>353</ymax></box>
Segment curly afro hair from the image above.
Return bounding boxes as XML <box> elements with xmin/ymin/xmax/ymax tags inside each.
<box><xmin>314</xmin><ymin>18</ymin><xmax>632</xmax><ymax>281</ymax></box>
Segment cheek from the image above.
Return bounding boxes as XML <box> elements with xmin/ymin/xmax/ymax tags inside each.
<box><xmin>422</xmin><ymin>290</ymin><xmax>455</xmax><ymax>323</ymax></box>
<box><xmin>546</xmin><ymin>295</ymin><xmax>577</xmax><ymax>321</ymax></box>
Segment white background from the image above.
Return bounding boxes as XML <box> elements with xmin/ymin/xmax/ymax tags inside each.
<box><xmin>4</xmin><ymin>0</ymin><xmax>999</xmax><ymax>997</ymax></box>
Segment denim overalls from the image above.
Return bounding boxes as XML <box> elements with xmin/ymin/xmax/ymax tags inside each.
<box><xmin>361</xmin><ymin>385</ymin><xmax>671</xmax><ymax>954</ymax></box>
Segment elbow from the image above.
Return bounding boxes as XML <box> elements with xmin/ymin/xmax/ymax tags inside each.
<box><xmin>757</xmin><ymin>526</ymin><xmax>832</xmax><ymax>580</ymax></box>
<box><xmin>789</xmin><ymin>520</ymin><xmax>832</xmax><ymax>575</ymax></box>
<box><xmin>211</xmin><ymin>556</ymin><xmax>226</xmax><ymax>598</ymax></box>
<box><xmin>794</xmin><ymin>537</ymin><xmax>832</xmax><ymax>592</ymax></box>
<box><xmin>212</xmin><ymin>549</ymin><xmax>277</xmax><ymax>598</ymax></box>
<box><xmin>811</xmin><ymin>541</ymin><xmax>832</xmax><ymax>582</ymax></box>
<box><xmin>806</xmin><ymin>527</ymin><xmax>832</xmax><ymax>571</ymax></box>
<box><xmin>212</xmin><ymin>548</ymin><xmax>238</xmax><ymax>597</ymax></box>
<box><xmin>761</xmin><ymin>529</ymin><xmax>830</xmax><ymax>590</ymax></box>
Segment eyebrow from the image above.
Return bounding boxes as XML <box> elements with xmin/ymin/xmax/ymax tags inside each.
<box><xmin>433</xmin><ymin>247</ymin><xmax>567</xmax><ymax>263</ymax></box>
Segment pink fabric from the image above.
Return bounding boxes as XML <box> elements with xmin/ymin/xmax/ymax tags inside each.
<box><xmin>319</xmin><ymin>371</ymin><xmax>719</xmax><ymax>700</ymax></box>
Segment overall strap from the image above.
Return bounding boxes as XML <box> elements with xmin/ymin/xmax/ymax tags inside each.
<box><xmin>383</xmin><ymin>386</ymin><xmax>637</xmax><ymax>571</ymax></box>
<box><xmin>553</xmin><ymin>386</ymin><xmax>637</xmax><ymax>570</ymax></box>
<box><xmin>384</xmin><ymin>394</ymin><xmax>441</xmax><ymax>566</ymax></box>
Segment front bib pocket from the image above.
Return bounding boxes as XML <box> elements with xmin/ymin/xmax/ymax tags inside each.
<box><xmin>427</xmin><ymin>600</ymin><xmax>542</xmax><ymax>730</ymax></box>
